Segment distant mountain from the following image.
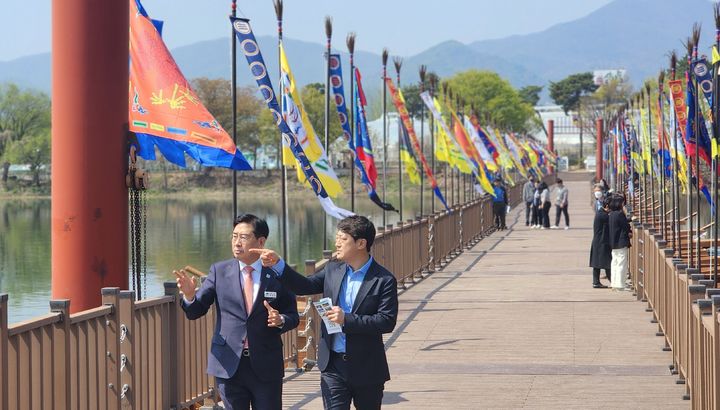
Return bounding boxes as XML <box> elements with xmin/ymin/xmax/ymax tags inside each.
<box><xmin>1</xmin><ymin>0</ymin><xmax>717</xmax><ymax>96</ymax></box>
<box><xmin>469</xmin><ymin>0</ymin><xmax>716</xmax><ymax>86</ymax></box>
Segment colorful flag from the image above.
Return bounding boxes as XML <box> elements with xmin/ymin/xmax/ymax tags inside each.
<box><xmin>328</xmin><ymin>55</ymin><xmax>396</xmax><ymax>211</ymax></box>
<box><xmin>449</xmin><ymin>110</ymin><xmax>495</xmax><ymax>194</ymax></box>
<box><xmin>399</xmin><ymin>123</ymin><xmax>421</xmax><ymax>185</ymax></box>
<box><xmin>684</xmin><ymin>72</ymin><xmax>712</xmax><ymax>167</ymax></box>
<box><xmin>386</xmin><ymin>83</ymin><xmax>449</xmax><ymax>209</ymax></box>
<box><xmin>464</xmin><ymin>116</ymin><xmax>497</xmax><ymax>171</ymax></box>
<box><xmin>280</xmin><ymin>45</ymin><xmax>343</xmax><ymax>198</ymax></box>
<box><xmin>421</xmin><ymin>92</ymin><xmax>472</xmax><ymax>174</ymax></box>
<box><xmin>231</xmin><ymin>17</ymin><xmax>352</xmax><ymax>219</ymax></box>
<box><xmin>353</xmin><ymin>68</ymin><xmax>379</xmax><ymax>185</ymax></box>
<box><xmin>129</xmin><ymin>0</ymin><xmax>251</xmax><ymax>170</ymax></box>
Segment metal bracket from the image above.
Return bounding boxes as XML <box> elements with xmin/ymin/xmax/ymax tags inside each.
<box><xmin>120</xmin><ymin>324</ymin><xmax>128</xmax><ymax>342</ymax></box>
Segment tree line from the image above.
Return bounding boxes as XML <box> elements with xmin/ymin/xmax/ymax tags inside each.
<box><xmin>2</xmin><ymin>68</ymin><xmax>625</xmax><ymax>191</ymax></box>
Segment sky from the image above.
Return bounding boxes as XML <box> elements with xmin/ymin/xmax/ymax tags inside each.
<box><xmin>1</xmin><ymin>0</ymin><xmax>613</xmax><ymax>61</ymax></box>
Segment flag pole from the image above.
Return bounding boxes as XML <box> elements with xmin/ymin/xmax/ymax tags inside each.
<box><xmin>646</xmin><ymin>84</ymin><xmax>656</xmax><ymax>232</ymax></box>
<box><xmin>693</xmin><ymin>26</ymin><xmax>702</xmax><ymax>270</ymax></box>
<box><xmin>231</xmin><ymin>0</ymin><xmax>238</xmax><ymax>220</ymax></box>
<box><xmin>324</xmin><ymin>16</ymin><xmax>333</xmax><ymax>250</ymax></box>
<box><xmin>685</xmin><ymin>37</ymin><xmax>695</xmax><ymax>267</ymax></box>
<box><xmin>429</xmin><ymin>75</ymin><xmax>436</xmax><ymax>215</ymax></box>
<box><xmin>443</xmin><ymin>83</ymin><xmax>450</xmax><ymax>207</ymax></box>
<box><xmin>670</xmin><ymin>52</ymin><xmax>681</xmax><ymax>258</ymax></box>
<box><xmin>382</xmin><ymin>49</ymin><xmax>389</xmax><ymax>227</ymax></box>
<box><xmin>458</xmin><ymin>95</ymin><xmax>466</xmax><ymax>204</ymax></box>
<box><xmin>658</xmin><ymin>72</ymin><xmax>667</xmax><ymax>241</ymax></box>
<box><xmin>419</xmin><ymin>65</ymin><xmax>427</xmax><ymax>217</ymax></box>
<box><xmin>639</xmin><ymin>92</ymin><xmax>648</xmax><ymax>228</ymax></box>
<box><xmin>448</xmin><ymin>89</ymin><xmax>456</xmax><ymax>207</ymax></box>
<box><xmin>273</xmin><ymin>0</ymin><xmax>289</xmax><ymax>261</ymax></box>
<box><xmin>394</xmin><ymin>57</ymin><xmax>404</xmax><ymax>221</ymax></box>
<box><xmin>713</xmin><ymin>4</ymin><xmax>720</xmax><ymax>285</ymax></box>
<box><xmin>347</xmin><ymin>33</ymin><xmax>356</xmax><ymax>212</ymax></box>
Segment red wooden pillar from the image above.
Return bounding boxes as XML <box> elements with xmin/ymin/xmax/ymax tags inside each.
<box><xmin>51</xmin><ymin>0</ymin><xmax>129</xmax><ymax>312</ymax></box>
<box><xmin>595</xmin><ymin>118</ymin><xmax>604</xmax><ymax>182</ymax></box>
<box><xmin>547</xmin><ymin>120</ymin><xmax>554</xmax><ymax>174</ymax></box>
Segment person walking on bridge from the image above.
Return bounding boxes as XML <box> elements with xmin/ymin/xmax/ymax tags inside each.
<box><xmin>523</xmin><ymin>176</ymin><xmax>535</xmax><ymax>226</ymax></box>
<box><xmin>551</xmin><ymin>178</ymin><xmax>569</xmax><ymax>230</ymax></box>
<box><xmin>251</xmin><ymin>215</ymin><xmax>399</xmax><ymax>410</ymax></box>
<box><xmin>175</xmin><ymin>214</ymin><xmax>300</xmax><ymax>410</ymax></box>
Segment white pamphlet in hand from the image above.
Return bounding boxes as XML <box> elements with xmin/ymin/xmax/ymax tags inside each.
<box><xmin>313</xmin><ymin>297</ymin><xmax>343</xmax><ymax>334</ymax></box>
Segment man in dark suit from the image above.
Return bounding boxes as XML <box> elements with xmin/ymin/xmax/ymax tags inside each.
<box><xmin>175</xmin><ymin>214</ymin><xmax>299</xmax><ymax>410</ymax></box>
<box><xmin>250</xmin><ymin>215</ymin><xmax>399</xmax><ymax>409</ymax></box>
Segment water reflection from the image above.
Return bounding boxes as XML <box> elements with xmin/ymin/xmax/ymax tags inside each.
<box><xmin>0</xmin><ymin>188</ymin><xmax>440</xmax><ymax>323</ymax></box>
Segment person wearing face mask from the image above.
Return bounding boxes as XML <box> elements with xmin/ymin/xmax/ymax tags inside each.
<box><xmin>251</xmin><ymin>215</ymin><xmax>399</xmax><ymax>409</ymax></box>
<box><xmin>589</xmin><ymin>196</ymin><xmax>612</xmax><ymax>288</ymax></box>
<box><xmin>592</xmin><ymin>185</ymin><xmax>604</xmax><ymax>211</ymax></box>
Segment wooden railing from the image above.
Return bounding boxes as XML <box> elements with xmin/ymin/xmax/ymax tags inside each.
<box><xmin>628</xmin><ymin>215</ymin><xmax>720</xmax><ymax>408</ymax></box>
<box><xmin>0</xmin><ymin>176</ymin><xmax>544</xmax><ymax>409</ymax></box>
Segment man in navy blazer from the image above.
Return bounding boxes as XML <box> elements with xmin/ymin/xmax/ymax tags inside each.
<box><xmin>251</xmin><ymin>215</ymin><xmax>398</xmax><ymax>409</ymax></box>
<box><xmin>175</xmin><ymin>214</ymin><xmax>299</xmax><ymax>410</ymax></box>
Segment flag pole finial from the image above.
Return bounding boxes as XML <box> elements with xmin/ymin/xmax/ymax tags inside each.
<box><xmin>325</xmin><ymin>16</ymin><xmax>333</xmax><ymax>39</ymax></box>
<box><xmin>346</xmin><ymin>32</ymin><xmax>356</xmax><ymax>55</ymax></box>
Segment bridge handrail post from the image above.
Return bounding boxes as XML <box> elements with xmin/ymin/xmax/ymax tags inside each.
<box><xmin>0</xmin><ymin>294</ymin><xmax>8</xmax><ymax>410</ymax></box>
<box><xmin>118</xmin><ymin>290</ymin><xmax>136</xmax><ymax>408</ymax></box>
<box><xmin>163</xmin><ymin>281</ymin><xmax>184</xmax><ymax>407</ymax></box>
<box><xmin>49</xmin><ymin>298</ymin><xmax>72</xmax><ymax>409</ymax></box>
<box><xmin>102</xmin><ymin>287</ymin><xmax>122</xmax><ymax>410</ymax></box>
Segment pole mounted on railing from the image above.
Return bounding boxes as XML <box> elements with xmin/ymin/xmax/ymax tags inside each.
<box><xmin>419</xmin><ymin>64</ymin><xmax>427</xmax><ymax>218</ymax></box>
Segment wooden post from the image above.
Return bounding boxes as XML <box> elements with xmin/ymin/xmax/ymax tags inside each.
<box><xmin>102</xmin><ymin>288</ymin><xmax>122</xmax><ymax>410</ymax></box>
<box><xmin>49</xmin><ymin>299</ymin><xmax>72</xmax><ymax>409</ymax></box>
<box><xmin>0</xmin><ymin>294</ymin><xmax>8</xmax><ymax>410</ymax></box>
<box><xmin>118</xmin><ymin>291</ymin><xmax>135</xmax><ymax>408</ymax></box>
<box><xmin>163</xmin><ymin>281</ymin><xmax>181</xmax><ymax>408</ymax></box>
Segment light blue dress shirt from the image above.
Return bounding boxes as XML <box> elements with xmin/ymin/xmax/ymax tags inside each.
<box><xmin>271</xmin><ymin>256</ymin><xmax>374</xmax><ymax>353</ymax></box>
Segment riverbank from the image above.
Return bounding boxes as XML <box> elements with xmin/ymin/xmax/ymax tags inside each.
<box><xmin>0</xmin><ymin>167</ymin><xmax>436</xmax><ymax>200</ymax></box>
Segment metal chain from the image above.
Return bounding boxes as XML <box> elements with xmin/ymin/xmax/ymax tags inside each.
<box><xmin>141</xmin><ymin>189</ymin><xmax>147</xmax><ymax>299</ymax></box>
<box><xmin>129</xmin><ymin>175</ymin><xmax>137</xmax><ymax>295</ymax></box>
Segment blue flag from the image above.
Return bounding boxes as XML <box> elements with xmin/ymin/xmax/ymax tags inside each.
<box><xmin>231</xmin><ymin>17</ymin><xmax>353</xmax><ymax>219</ymax></box>
<box><xmin>328</xmin><ymin>54</ymin><xmax>397</xmax><ymax>212</ymax></box>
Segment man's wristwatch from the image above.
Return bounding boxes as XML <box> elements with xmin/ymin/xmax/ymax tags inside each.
<box><xmin>278</xmin><ymin>315</ymin><xmax>285</xmax><ymax>328</ymax></box>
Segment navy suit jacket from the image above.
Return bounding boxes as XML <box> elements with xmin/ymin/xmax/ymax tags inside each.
<box><xmin>182</xmin><ymin>259</ymin><xmax>299</xmax><ymax>381</ymax></box>
<box><xmin>279</xmin><ymin>259</ymin><xmax>398</xmax><ymax>386</ymax></box>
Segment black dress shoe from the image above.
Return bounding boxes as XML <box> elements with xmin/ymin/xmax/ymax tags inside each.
<box><xmin>593</xmin><ymin>283</ymin><xmax>608</xmax><ymax>288</ymax></box>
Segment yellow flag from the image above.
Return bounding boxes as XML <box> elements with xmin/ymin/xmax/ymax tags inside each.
<box><xmin>433</xmin><ymin>97</ymin><xmax>472</xmax><ymax>173</ymax></box>
<box><xmin>713</xmin><ymin>46</ymin><xmax>720</xmax><ymax>65</ymax></box>
<box><xmin>279</xmin><ymin>45</ymin><xmax>343</xmax><ymax>197</ymax></box>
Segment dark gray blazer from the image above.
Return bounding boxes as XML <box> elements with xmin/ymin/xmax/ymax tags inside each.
<box><xmin>279</xmin><ymin>259</ymin><xmax>398</xmax><ymax>386</ymax></box>
<box><xmin>182</xmin><ymin>259</ymin><xmax>299</xmax><ymax>381</ymax></box>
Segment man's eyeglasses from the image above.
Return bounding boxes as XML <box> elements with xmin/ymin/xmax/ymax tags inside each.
<box><xmin>232</xmin><ymin>234</ymin><xmax>255</xmax><ymax>242</ymax></box>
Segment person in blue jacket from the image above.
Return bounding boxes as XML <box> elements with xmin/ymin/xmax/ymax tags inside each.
<box><xmin>492</xmin><ymin>178</ymin><xmax>509</xmax><ymax>230</ymax></box>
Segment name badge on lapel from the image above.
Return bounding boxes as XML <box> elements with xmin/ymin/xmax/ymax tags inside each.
<box><xmin>264</xmin><ymin>291</ymin><xmax>277</xmax><ymax>299</ymax></box>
